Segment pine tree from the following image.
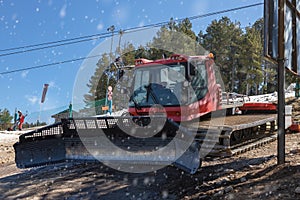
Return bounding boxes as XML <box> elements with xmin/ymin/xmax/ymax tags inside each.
<box><xmin>0</xmin><ymin>109</ymin><xmax>13</xmax><ymax>130</ymax></box>
<box><xmin>239</xmin><ymin>20</ymin><xmax>264</xmax><ymax>95</ymax></box>
<box><xmin>199</xmin><ymin>17</ymin><xmax>243</xmax><ymax>92</ymax></box>
<box><xmin>150</xmin><ymin>18</ymin><xmax>204</xmax><ymax>57</ymax></box>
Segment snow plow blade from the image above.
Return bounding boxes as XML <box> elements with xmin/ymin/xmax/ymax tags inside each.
<box><xmin>14</xmin><ymin>123</ymin><xmax>66</xmax><ymax>168</ymax></box>
<box><xmin>14</xmin><ymin>116</ymin><xmax>201</xmax><ymax>173</ymax></box>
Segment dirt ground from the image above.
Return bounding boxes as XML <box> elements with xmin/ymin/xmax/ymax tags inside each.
<box><xmin>0</xmin><ymin>128</ymin><xmax>299</xmax><ymax>200</ymax></box>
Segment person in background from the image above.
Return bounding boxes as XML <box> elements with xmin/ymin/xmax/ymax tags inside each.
<box><xmin>107</xmin><ymin>86</ymin><xmax>113</xmax><ymax>115</ymax></box>
<box><xmin>17</xmin><ymin>110</ymin><xmax>25</xmax><ymax>131</ymax></box>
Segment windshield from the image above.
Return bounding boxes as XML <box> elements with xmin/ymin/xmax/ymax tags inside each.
<box><xmin>130</xmin><ymin>63</ymin><xmax>186</xmax><ymax>107</ymax></box>
<box><xmin>129</xmin><ymin>60</ymin><xmax>209</xmax><ymax>108</ymax></box>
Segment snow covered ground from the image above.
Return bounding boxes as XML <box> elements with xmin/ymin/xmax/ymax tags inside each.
<box><xmin>0</xmin><ymin>130</ymin><xmax>27</xmax><ymax>142</ymax></box>
<box><xmin>0</xmin><ymin>133</ymin><xmax>19</xmax><ymax>142</ymax></box>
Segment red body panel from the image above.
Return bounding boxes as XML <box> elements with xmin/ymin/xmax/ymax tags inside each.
<box><xmin>239</xmin><ymin>102</ymin><xmax>277</xmax><ymax>111</ymax></box>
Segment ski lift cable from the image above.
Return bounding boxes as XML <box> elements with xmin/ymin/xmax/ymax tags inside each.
<box><xmin>0</xmin><ymin>2</ymin><xmax>263</xmax><ymax>56</ymax></box>
<box><xmin>0</xmin><ymin>3</ymin><xmax>263</xmax><ymax>75</ymax></box>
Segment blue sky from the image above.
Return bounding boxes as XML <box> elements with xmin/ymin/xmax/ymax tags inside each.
<box><xmin>0</xmin><ymin>0</ymin><xmax>263</xmax><ymax>124</ymax></box>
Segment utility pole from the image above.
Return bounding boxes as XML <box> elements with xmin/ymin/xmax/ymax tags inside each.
<box><xmin>105</xmin><ymin>25</ymin><xmax>115</xmax><ymax>107</ymax></box>
<box><xmin>108</xmin><ymin>25</ymin><xmax>115</xmax><ymax>60</ymax></box>
<box><xmin>277</xmin><ymin>0</ymin><xmax>285</xmax><ymax>164</ymax></box>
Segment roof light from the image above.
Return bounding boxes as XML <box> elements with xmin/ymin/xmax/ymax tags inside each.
<box><xmin>207</xmin><ymin>53</ymin><xmax>214</xmax><ymax>59</ymax></box>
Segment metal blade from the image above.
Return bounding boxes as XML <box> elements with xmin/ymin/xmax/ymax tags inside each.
<box><xmin>174</xmin><ymin>141</ymin><xmax>201</xmax><ymax>174</ymax></box>
<box><xmin>14</xmin><ymin>138</ymin><xmax>66</xmax><ymax>168</ymax></box>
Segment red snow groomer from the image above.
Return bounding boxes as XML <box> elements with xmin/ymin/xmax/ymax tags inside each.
<box><xmin>14</xmin><ymin>54</ymin><xmax>281</xmax><ymax>174</ymax></box>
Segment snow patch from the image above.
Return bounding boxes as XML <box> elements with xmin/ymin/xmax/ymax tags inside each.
<box><xmin>245</xmin><ymin>84</ymin><xmax>296</xmax><ymax>103</ymax></box>
<box><xmin>0</xmin><ymin>132</ymin><xmax>20</xmax><ymax>142</ymax></box>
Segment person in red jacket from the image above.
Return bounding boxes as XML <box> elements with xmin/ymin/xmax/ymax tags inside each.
<box><xmin>17</xmin><ymin>110</ymin><xmax>25</xmax><ymax>131</ymax></box>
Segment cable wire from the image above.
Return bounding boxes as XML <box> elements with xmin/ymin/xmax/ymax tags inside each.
<box><xmin>0</xmin><ymin>54</ymin><xmax>102</xmax><ymax>75</ymax></box>
<box><xmin>0</xmin><ymin>2</ymin><xmax>263</xmax><ymax>75</ymax></box>
<box><xmin>0</xmin><ymin>2</ymin><xmax>263</xmax><ymax>57</ymax></box>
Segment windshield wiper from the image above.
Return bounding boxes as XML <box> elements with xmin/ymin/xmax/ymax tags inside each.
<box><xmin>144</xmin><ymin>83</ymin><xmax>160</xmax><ymax>104</ymax></box>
